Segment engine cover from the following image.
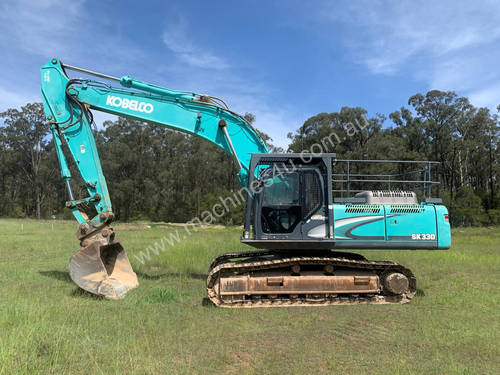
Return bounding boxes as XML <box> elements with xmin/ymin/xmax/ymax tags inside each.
<box><xmin>355</xmin><ymin>190</ymin><xmax>418</xmax><ymax>205</ymax></box>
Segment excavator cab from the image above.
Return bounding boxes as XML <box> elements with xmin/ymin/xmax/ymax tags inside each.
<box><xmin>241</xmin><ymin>153</ymin><xmax>451</xmax><ymax>251</ymax></box>
<box><xmin>242</xmin><ymin>154</ymin><xmax>335</xmax><ymax>250</ymax></box>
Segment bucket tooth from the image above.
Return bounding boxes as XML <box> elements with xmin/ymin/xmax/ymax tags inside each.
<box><xmin>69</xmin><ymin>240</ymin><xmax>138</xmax><ymax>299</ymax></box>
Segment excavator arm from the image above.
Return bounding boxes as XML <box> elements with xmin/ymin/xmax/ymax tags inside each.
<box><xmin>40</xmin><ymin>57</ymin><xmax>267</xmax><ymax>298</ymax></box>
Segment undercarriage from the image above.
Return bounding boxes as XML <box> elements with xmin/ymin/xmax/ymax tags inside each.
<box><xmin>207</xmin><ymin>250</ymin><xmax>416</xmax><ymax>307</ymax></box>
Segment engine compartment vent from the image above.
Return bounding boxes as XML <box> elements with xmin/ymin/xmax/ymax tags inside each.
<box><xmin>390</xmin><ymin>205</ymin><xmax>425</xmax><ymax>213</ymax></box>
<box><xmin>345</xmin><ymin>205</ymin><xmax>381</xmax><ymax>214</ymax></box>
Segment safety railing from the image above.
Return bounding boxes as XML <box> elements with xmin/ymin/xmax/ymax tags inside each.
<box><xmin>332</xmin><ymin>159</ymin><xmax>440</xmax><ymax>199</ymax></box>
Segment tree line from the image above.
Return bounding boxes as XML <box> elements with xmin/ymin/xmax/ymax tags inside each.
<box><xmin>0</xmin><ymin>90</ymin><xmax>499</xmax><ymax>226</ymax></box>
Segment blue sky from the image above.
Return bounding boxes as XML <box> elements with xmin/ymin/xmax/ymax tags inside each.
<box><xmin>2</xmin><ymin>0</ymin><xmax>500</xmax><ymax>147</ymax></box>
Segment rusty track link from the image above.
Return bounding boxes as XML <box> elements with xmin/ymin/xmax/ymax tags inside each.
<box><xmin>206</xmin><ymin>251</ymin><xmax>416</xmax><ymax>308</ymax></box>
<box><xmin>208</xmin><ymin>250</ymin><xmax>367</xmax><ymax>270</ymax></box>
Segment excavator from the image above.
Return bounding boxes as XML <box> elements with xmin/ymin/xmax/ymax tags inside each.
<box><xmin>40</xmin><ymin>58</ymin><xmax>451</xmax><ymax>307</ymax></box>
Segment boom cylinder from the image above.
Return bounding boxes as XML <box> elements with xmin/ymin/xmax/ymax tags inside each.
<box><xmin>120</xmin><ymin>76</ymin><xmax>195</xmax><ymax>101</ymax></box>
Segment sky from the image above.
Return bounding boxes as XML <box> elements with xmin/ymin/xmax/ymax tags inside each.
<box><xmin>1</xmin><ymin>0</ymin><xmax>500</xmax><ymax>148</ymax></box>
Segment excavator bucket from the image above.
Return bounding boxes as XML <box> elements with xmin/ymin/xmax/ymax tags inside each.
<box><xmin>69</xmin><ymin>240</ymin><xmax>139</xmax><ymax>299</ymax></box>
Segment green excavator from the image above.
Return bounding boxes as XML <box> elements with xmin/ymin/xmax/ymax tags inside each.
<box><xmin>40</xmin><ymin>58</ymin><xmax>451</xmax><ymax>307</ymax></box>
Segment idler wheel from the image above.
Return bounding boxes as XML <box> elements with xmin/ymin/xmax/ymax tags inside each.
<box><xmin>383</xmin><ymin>272</ymin><xmax>409</xmax><ymax>295</ymax></box>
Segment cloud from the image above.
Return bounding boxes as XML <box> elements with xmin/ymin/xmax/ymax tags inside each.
<box><xmin>0</xmin><ymin>0</ymin><xmax>85</xmax><ymax>58</ymax></box>
<box><xmin>328</xmin><ymin>1</ymin><xmax>500</xmax><ymax>74</ymax></box>
<box><xmin>162</xmin><ymin>20</ymin><xmax>229</xmax><ymax>70</ymax></box>
<box><xmin>0</xmin><ymin>0</ymin><xmax>150</xmax><ymax>115</ymax></box>
<box><xmin>468</xmin><ymin>84</ymin><xmax>500</xmax><ymax>109</ymax></box>
<box><xmin>0</xmin><ymin>2</ymin><xmax>297</xmax><ymax>148</ymax></box>
<box><xmin>322</xmin><ymin>0</ymin><xmax>500</xmax><ymax>108</ymax></box>
<box><xmin>0</xmin><ymin>87</ymin><xmax>38</xmax><ymax>112</ymax></box>
<box><xmin>225</xmin><ymin>91</ymin><xmax>302</xmax><ymax>149</ymax></box>
<box><xmin>155</xmin><ymin>62</ymin><xmax>300</xmax><ymax>148</ymax></box>
<box><xmin>159</xmin><ymin>20</ymin><xmax>298</xmax><ymax>148</ymax></box>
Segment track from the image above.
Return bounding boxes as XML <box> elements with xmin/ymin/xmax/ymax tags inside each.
<box><xmin>207</xmin><ymin>250</ymin><xmax>416</xmax><ymax>307</ymax></box>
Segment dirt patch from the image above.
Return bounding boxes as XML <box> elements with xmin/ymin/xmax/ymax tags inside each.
<box><xmin>113</xmin><ymin>224</ymin><xmax>151</xmax><ymax>230</ymax></box>
<box><xmin>201</xmin><ymin>224</ymin><xmax>225</xmax><ymax>229</ymax></box>
<box><xmin>147</xmin><ymin>266</ymin><xmax>162</xmax><ymax>271</ymax></box>
<box><xmin>115</xmin><ymin>222</ymin><xmax>232</xmax><ymax>230</ymax></box>
<box><xmin>334</xmin><ymin>318</ymin><xmax>392</xmax><ymax>345</ymax></box>
<box><xmin>165</xmin><ymin>222</ymin><xmax>226</xmax><ymax>229</ymax></box>
<box><xmin>225</xmin><ymin>351</ymin><xmax>252</xmax><ymax>374</ymax></box>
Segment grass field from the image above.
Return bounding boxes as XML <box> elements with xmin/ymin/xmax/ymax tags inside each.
<box><xmin>0</xmin><ymin>219</ymin><xmax>499</xmax><ymax>374</ymax></box>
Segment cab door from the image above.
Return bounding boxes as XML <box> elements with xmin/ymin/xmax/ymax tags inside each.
<box><xmin>300</xmin><ymin>169</ymin><xmax>328</xmax><ymax>239</ymax></box>
<box><xmin>255</xmin><ymin>167</ymin><xmax>327</xmax><ymax>241</ymax></box>
<box><xmin>257</xmin><ymin>170</ymin><xmax>303</xmax><ymax>239</ymax></box>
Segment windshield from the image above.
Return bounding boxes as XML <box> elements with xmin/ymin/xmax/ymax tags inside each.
<box><xmin>262</xmin><ymin>172</ymin><xmax>300</xmax><ymax>206</ymax></box>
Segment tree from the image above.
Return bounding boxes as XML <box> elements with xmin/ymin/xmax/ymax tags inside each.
<box><xmin>404</xmin><ymin>91</ymin><xmax>475</xmax><ymax>196</ymax></box>
<box><xmin>287</xmin><ymin>107</ymin><xmax>385</xmax><ymax>157</ymax></box>
<box><xmin>0</xmin><ymin>103</ymin><xmax>52</xmax><ymax>219</ymax></box>
<box><xmin>0</xmin><ymin>91</ymin><xmax>498</xmax><ymax>227</ymax></box>
<box><xmin>449</xmin><ymin>186</ymin><xmax>488</xmax><ymax>226</ymax></box>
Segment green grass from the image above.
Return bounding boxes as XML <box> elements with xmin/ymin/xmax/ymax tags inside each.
<box><xmin>0</xmin><ymin>219</ymin><xmax>499</xmax><ymax>374</ymax></box>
